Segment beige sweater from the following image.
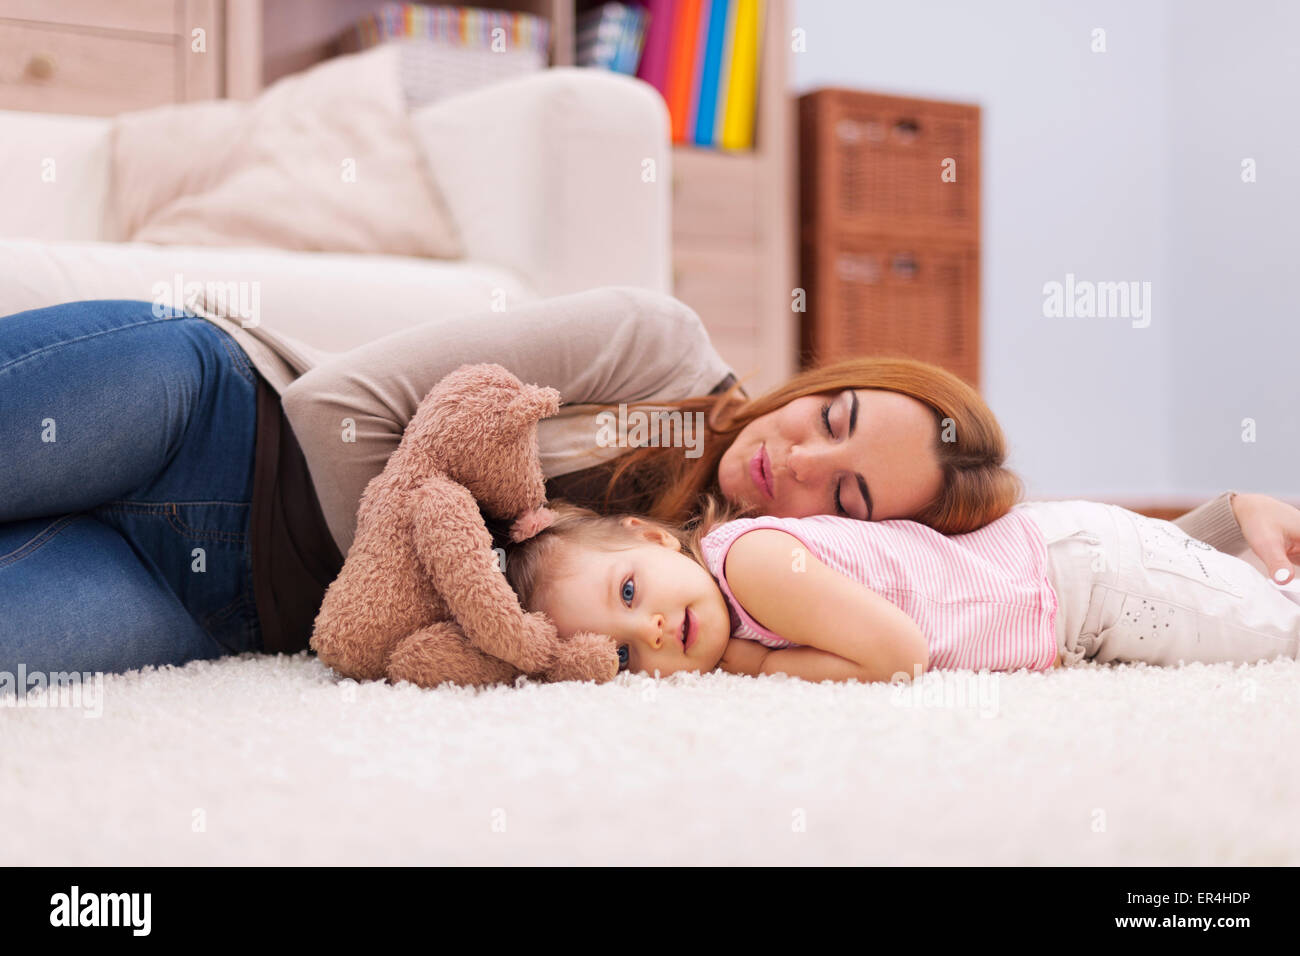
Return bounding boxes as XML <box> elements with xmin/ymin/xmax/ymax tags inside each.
<box><xmin>191</xmin><ymin>289</ymin><xmax>1248</xmax><ymax>562</ymax></box>
<box><xmin>222</xmin><ymin>287</ymin><xmax>737</xmax><ymax>554</ymax></box>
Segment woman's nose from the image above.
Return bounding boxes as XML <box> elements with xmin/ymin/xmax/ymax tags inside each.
<box><xmin>787</xmin><ymin>444</ymin><xmax>826</xmax><ymax>484</ymax></box>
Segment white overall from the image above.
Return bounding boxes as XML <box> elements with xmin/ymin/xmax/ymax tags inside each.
<box><xmin>1016</xmin><ymin>500</ymin><xmax>1300</xmax><ymax>667</ymax></box>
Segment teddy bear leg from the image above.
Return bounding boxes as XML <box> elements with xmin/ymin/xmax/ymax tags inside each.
<box><xmin>387</xmin><ymin>621</ymin><xmax>523</xmax><ymax>689</ymax></box>
<box><xmin>311</xmin><ymin>621</ymin><xmax>396</xmax><ymax>683</ymax></box>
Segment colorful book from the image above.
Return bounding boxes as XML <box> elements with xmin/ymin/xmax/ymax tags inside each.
<box><xmin>635</xmin><ymin>0</ymin><xmax>676</xmax><ymax>93</ymax></box>
<box><xmin>665</xmin><ymin>0</ymin><xmax>703</xmax><ymax>142</ymax></box>
<box><xmin>719</xmin><ymin>0</ymin><xmax>763</xmax><ymax>150</ymax></box>
<box><xmin>577</xmin><ymin>3</ymin><xmax>649</xmax><ymax>75</ymax></box>
<box><xmin>616</xmin><ymin>6</ymin><xmax>647</xmax><ymax>73</ymax></box>
<box><xmin>576</xmin><ymin>5</ymin><xmax>625</xmax><ymax>69</ymax></box>
<box><xmin>684</xmin><ymin>0</ymin><xmax>713</xmax><ymax>140</ymax></box>
<box><xmin>349</xmin><ymin>2</ymin><xmax>550</xmax><ymax>54</ymax></box>
<box><xmin>692</xmin><ymin>0</ymin><xmax>730</xmax><ymax>145</ymax></box>
<box><xmin>712</xmin><ymin>0</ymin><xmax>737</xmax><ymax>143</ymax></box>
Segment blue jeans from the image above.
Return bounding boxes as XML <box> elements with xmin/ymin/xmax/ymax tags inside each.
<box><xmin>0</xmin><ymin>300</ymin><xmax>264</xmax><ymax>677</ymax></box>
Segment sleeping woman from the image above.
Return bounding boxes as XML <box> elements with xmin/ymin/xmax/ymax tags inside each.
<box><xmin>1</xmin><ymin>288</ymin><xmax>1296</xmax><ymax>676</ymax></box>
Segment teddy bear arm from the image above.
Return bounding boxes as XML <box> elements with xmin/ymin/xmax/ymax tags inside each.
<box><xmin>409</xmin><ymin>475</ymin><xmax>560</xmax><ymax>673</ymax></box>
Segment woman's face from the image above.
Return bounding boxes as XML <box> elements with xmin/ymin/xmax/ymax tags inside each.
<box><xmin>717</xmin><ymin>388</ymin><xmax>945</xmax><ymax>521</ymax></box>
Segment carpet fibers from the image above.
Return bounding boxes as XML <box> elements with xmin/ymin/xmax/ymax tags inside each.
<box><xmin>3</xmin><ymin>654</ymin><xmax>1297</xmax><ymax>865</ymax></box>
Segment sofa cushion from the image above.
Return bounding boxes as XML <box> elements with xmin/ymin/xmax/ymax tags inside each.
<box><xmin>110</xmin><ymin>46</ymin><xmax>463</xmax><ymax>260</ymax></box>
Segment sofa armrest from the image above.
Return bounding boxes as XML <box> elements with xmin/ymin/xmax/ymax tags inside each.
<box><xmin>409</xmin><ymin>68</ymin><xmax>672</xmax><ymax>298</ymax></box>
<box><xmin>0</xmin><ymin>110</ymin><xmax>113</xmax><ymax>241</ymax></box>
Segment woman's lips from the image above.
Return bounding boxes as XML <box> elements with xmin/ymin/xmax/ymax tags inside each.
<box><xmin>748</xmin><ymin>443</ymin><xmax>774</xmax><ymax>499</ymax></box>
<box><xmin>683</xmin><ymin>607</ymin><xmax>698</xmax><ymax>651</ymax></box>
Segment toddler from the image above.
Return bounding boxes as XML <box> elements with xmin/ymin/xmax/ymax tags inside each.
<box><xmin>503</xmin><ymin>497</ymin><xmax>1300</xmax><ymax>682</ymax></box>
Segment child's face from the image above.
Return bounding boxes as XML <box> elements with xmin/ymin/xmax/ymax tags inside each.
<box><xmin>535</xmin><ymin>518</ymin><xmax>731</xmax><ymax>677</ymax></box>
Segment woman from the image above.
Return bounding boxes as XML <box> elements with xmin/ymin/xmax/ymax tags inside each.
<box><xmin>1</xmin><ymin>289</ymin><xmax>1295</xmax><ymax>676</ymax></box>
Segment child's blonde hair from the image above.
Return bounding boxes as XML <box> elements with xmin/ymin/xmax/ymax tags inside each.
<box><xmin>503</xmin><ymin>496</ymin><xmax>743</xmax><ymax>612</ymax></box>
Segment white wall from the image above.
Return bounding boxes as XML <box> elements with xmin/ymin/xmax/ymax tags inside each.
<box><xmin>1164</xmin><ymin>0</ymin><xmax>1300</xmax><ymax>499</ymax></box>
<box><xmin>791</xmin><ymin>0</ymin><xmax>1297</xmax><ymax>500</ymax></box>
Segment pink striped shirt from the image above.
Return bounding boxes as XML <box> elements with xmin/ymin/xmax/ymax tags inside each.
<box><xmin>698</xmin><ymin>510</ymin><xmax>1059</xmax><ymax>672</ymax></box>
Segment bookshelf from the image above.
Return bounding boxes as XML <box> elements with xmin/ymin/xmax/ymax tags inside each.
<box><xmin>575</xmin><ymin>0</ymin><xmax>796</xmax><ymax>395</ymax></box>
<box><xmin>234</xmin><ymin>0</ymin><xmax>795</xmax><ymax>395</ymax></box>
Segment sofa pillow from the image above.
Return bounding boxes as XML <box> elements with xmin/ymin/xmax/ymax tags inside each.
<box><xmin>109</xmin><ymin>45</ymin><xmax>463</xmax><ymax>258</ymax></box>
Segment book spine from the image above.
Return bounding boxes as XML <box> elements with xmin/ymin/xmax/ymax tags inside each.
<box><xmin>720</xmin><ymin>0</ymin><xmax>762</xmax><ymax>150</ymax></box>
<box><xmin>577</xmin><ymin>5</ymin><xmax>628</xmax><ymax>69</ymax></box>
<box><xmin>684</xmin><ymin>0</ymin><xmax>712</xmax><ymax>142</ymax></box>
<box><xmin>636</xmin><ymin>0</ymin><xmax>675</xmax><ymax>92</ymax></box>
<box><xmin>627</xmin><ymin>7</ymin><xmax>651</xmax><ymax>74</ymax></box>
<box><xmin>356</xmin><ymin>3</ymin><xmax>548</xmax><ymax>53</ymax></box>
<box><xmin>613</xmin><ymin>7</ymin><xmax>635</xmax><ymax>73</ymax></box>
<box><xmin>665</xmin><ymin>0</ymin><xmax>703</xmax><ymax>142</ymax></box>
<box><xmin>713</xmin><ymin>0</ymin><xmax>737</xmax><ymax>144</ymax></box>
<box><xmin>692</xmin><ymin>0</ymin><xmax>729</xmax><ymax>145</ymax></box>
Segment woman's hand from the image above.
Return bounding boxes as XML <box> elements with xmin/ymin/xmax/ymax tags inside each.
<box><xmin>1231</xmin><ymin>493</ymin><xmax>1300</xmax><ymax>584</ymax></box>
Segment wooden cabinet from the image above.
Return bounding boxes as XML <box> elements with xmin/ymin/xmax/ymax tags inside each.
<box><xmin>0</xmin><ymin>0</ymin><xmax>228</xmax><ymax>114</ymax></box>
<box><xmin>799</xmin><ymin>89</ymin><xmax>981</xmax><ymax>388</ymax></box>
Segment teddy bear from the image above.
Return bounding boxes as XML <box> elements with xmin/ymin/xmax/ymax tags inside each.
<box><xmin>309</xmin><ymin>362</ymin><xmax>620</xmax><ymax>688</ymax></box>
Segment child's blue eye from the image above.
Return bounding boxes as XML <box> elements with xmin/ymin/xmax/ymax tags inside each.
<box><xmin>617</xmin><ymin>645</ymin><xmax>630</xmax><ymax>671</ymax></box>
<box><xmin>621</xmin><ymin>576</ymin><xmax>635</xmax><ymax>605</ymax></box>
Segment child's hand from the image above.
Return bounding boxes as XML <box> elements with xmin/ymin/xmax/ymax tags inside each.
<box><xmin>1231</xmin><ymin>493</ymin><xmax>1300</xmax><ymax>584</ymax></box>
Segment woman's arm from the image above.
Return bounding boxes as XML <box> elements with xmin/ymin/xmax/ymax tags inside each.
<box><xmin>721</xmin><ymin>528</ymin><xmax>929</xmax><ymax>683</ymax></box>
<box><xmin>1171</xmin><ymin>491</ymin><xmax>1247</xmax><ymax>554</ymax></box>
<box><xmin>1173</xmin><ymin>491</ymin><xmax>1300</xmax><ymax>584</ymax></box>
<box><xmin>281</xmin><ymin>286</ymin><xmax>734</xmax><ymax>554</ymax></box>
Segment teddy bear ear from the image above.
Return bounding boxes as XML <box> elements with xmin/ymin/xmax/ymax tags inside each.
<box><xmin>508</xmin><ymin>506</ymin><xmax>557</xmax><ymax>543</ymax></box>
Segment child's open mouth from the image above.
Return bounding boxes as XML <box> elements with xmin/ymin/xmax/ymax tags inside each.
<box><xmin>682</xmin><ymin>607</ymin><xmax>699</xmax><ymax>651</ymax></box>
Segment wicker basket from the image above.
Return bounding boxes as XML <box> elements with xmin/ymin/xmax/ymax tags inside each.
<box><xmin>800</xmin><ymin>235</ymin><xmax>979</xmax><ymax>387</ymax></box>
<box><xmin>800</xmin><ymin>89</ymin><xmax>979</xmax><ymax>241</ymax></box>
<box><xmin>798</xmin><ymin>89</ymin><xmax>981</xmax><ymax>386</ymax></box>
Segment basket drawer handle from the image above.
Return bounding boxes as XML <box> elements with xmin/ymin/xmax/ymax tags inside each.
<box><xmin>892</xmin><ymin>118</ymin><xmax>920</xmax><ymax>143</ymax></box>
<box><xmin>891</xmin><ymin>253</ymin><xmax>918</xmax><ymax>278</ymax></box>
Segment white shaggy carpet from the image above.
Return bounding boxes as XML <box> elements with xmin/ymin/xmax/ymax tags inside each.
<box><xmin>2</xmin><ymin>653</ymin><xmax>1297</xmax><ymax>866</ymax></box>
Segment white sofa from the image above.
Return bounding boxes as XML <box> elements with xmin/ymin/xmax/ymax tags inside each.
<box><xmin>0</xmin><ymin>67</ymin><xmax>672</xmax><ymax>354</ymax></box>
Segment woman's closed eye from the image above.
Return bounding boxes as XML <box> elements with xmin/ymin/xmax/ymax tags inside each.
<box><xmin>820</xmin><ymin>392</ymin><xmax>871</xmax><ymax>520</ymax></box>
<box><xmin>820</xmin><ymin>397</ymin><xmax>850</xmax><ymax>517</ymax></box>
<box><xmin>820</xmin><ymin>398</ymin><xmax>837</xmax><ymax>438</ymax></box>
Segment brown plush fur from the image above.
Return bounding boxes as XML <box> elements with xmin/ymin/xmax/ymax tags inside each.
<box><xmin>309</xmin><ymin>363</ymin><xmax>620</xmax><ymax>687</ymax></box>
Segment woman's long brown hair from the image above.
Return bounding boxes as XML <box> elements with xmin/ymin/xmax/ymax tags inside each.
<box><xmin>582</xmin><ymin>356</ymin><xmax>1021</xmax><ymax>535</ymax></box>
